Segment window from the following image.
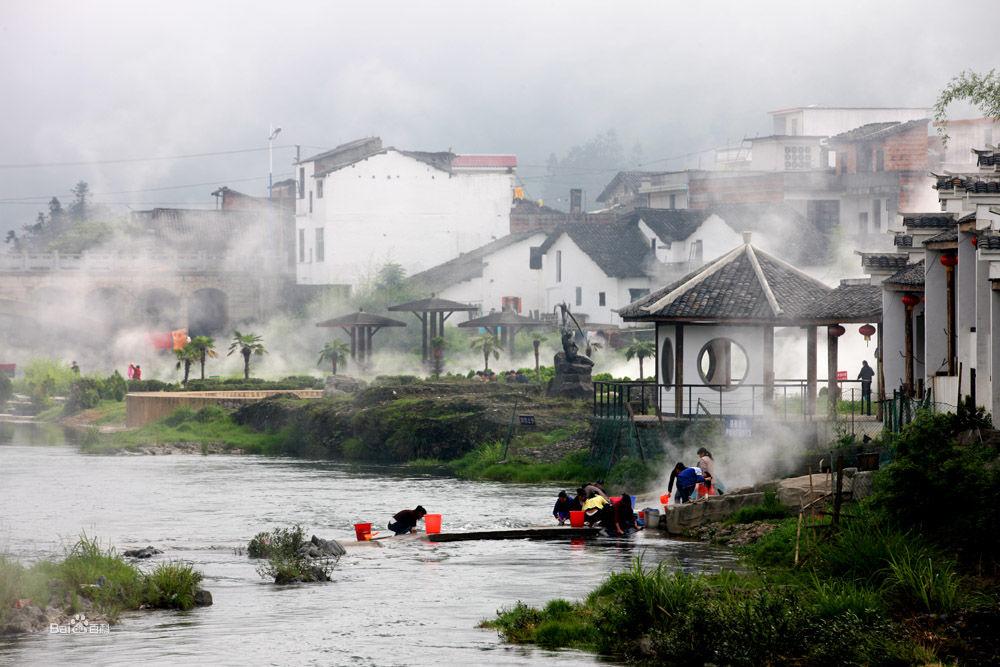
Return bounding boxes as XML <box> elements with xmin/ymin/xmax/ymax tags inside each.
<box><xmin>784</xmin><ymin>145</ymin><xmax>812</xmax><ymax>170</ymax></box>
<box><xmin>501</xmin><ymin>296</ymin><xmax>522</xmax><ymax>313</ymax></box>
<box><xmin>298</xmin><ymin>168</ymin><xmax>305</xmax><ymax>199</ymax></box>
<box><xmin>308</xmin><ymin>191</ymin><xmax>313</xmax><ymax>213</ymax></box>
<box><xmin>315</xmin><ymin>228</ymin><xmax>325</xmax><ymax>262</ymax></box>
<box><xmin>529</xmin><ymin>247</ymin><xmax>543</xmax><ymax>270</ymax></box>
<box><xmin>872</xmin><ymin>200</ymin><xmax>882</xmax><ymax>232</ymax></box>
<box><xmin>697</xmin><ymin>337</ymin><xmax>749</xmax><ymax>390</ymax></box>
<box><xmin>628</xmin><ymin>288</ymin><xmax>650</xmax><ymax>302</ymax></box>
<box><xmin>807</xmin><ymin>200</ymin><xmax>840</xmax><ymax>231</ymax></box>
<box><xmin>857</xmin><ymin>148</ymin><xmax>872</xmax><ymax>172</ymax></box>
<box><xmin>298</xmin><ymin>229</ymin><xmax>305</xmax><ymax>263</ymax></box>
<box><xmin>660</xmin><ymin>338</ymin><xmax>674</xmax><ymax>385</ymax></box>
<box><xmin>875</xmin><ymin>149</ymin><xmax>885</xmax><ymax>172</ymax></box>
<box><xmin>837</xmin><ymin>151</ymin><xmax>848</xmax><ymax>175</ymax></box>
<box><xmin>690</xmin><ymin>239</ymin><xmax>704</xmax><ymax>264</ymax></box>
<box><xmin>669</xmin><ymin>193</ymin><xmax>676</xmax><ymax>209</ymax></box>
<box><xmin>858</xmin><ymin>212</ymin><xmax>869</xmax><ymax>235</ymax></box>
<box><xmin>650</xmin><ymin>237</ymin><xmax>657</xmax><ymax>252</ymax></box>
<box><xmin>788</xmin><ymin>118</ymin><xmax>799</xmax><ymax>136</ymax></box>
<box><xmin>598</xmin><ymin>292</ymin><xmax>606</xmax><ymax>307</ymax></box>
<box><xmin>316</xmin><ymin>179</ymin><xmax>324</xmax><ymax>199</ymax></box>
<box><xmin>575</xmin><ymin>286</ymin><xmax>582</xmax><ymax>306</ymax></box>
<box><xmin>556</xmin><ymin>250</ymin><xmax>562</xmax><ymax>283</ymax></box>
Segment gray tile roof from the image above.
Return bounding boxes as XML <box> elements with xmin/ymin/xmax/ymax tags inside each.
<box><xmin>860</xmin><ymin>253</ymin><xmax>909</xmax><ymax>271</ymax></box>
<box><xmin>619</xmin><ymin>208</ymin><xmax>707</xmax><ymax>242</ymax></box>
<box><xmin>316</xmin><ymin>311</ymin><xmax>407</xmax><ymax>328</ymax></box>
<box><xmin>923</xmin><ymin>229</ymin><xmax>958</xmax><ymax>244</ymax></box>
<box><xmin>540</xmin><ymin>223</ymin><xmax>654</xmax><ymax>278</ymax></box>
<box><xmin>883</xmin><ymin>260</ymin><xmax>925</xmax><ymax>287</ymax></box>
<box><xmin>936</xmin><ymin>175</ymin><xmax>1000</xmax><ymax>193</ymax></box>
<box><xmin>829</xmin><ymin>118</ymin><xmax>928</xmax><ymax>143</ymax></box>
<box><xmin>596</xmin><ymin>171</ymin><xmax>666</xmax><ymax>203</ymax></box>
<box><xmin>796</xmin><ymin>283</ymin><xmax>882</xmax><ymax>323</ymax></box>
<box><xmin>902</xmin><ymin>212</ymin><xmax>956</xmax><ymax>229</ymax></box>
<box><xmin>894</xmin><ymin>234</ymin><xmax>913</xmax><ymax>248</ymax></box>
<box><xmin>619</xmin><ymin>243</ymin><xmax>831</xmax><ymax>323</ymax></box>
<box><xmin>978</xmin><ymin>233</ymin><xmax>1000</xmax><ymax>250</ymax></box>
<box><xmin>973</xmin><ymin>148</ymin><xmax>1000</xmax><ymax>168</ymax></box>
<box><xmin>408</xmin><ymin>232</ymin><xmax>542</xmax><ymax>292</ymax></box>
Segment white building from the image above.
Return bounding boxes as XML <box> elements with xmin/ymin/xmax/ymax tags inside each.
<box><xmin>294</xmin><ymin>137</ymin><xmax>516</xmax><ymax>289</ymax></box>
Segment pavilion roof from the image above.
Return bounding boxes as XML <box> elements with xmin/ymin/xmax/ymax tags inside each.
<box><xmin>387</xmin><ymin>296</ymin><xmax>478</xmax><ymax>313</ymax></box>
<box><xmin>458</xmin><ymin>310</ymin><xmax>551</xmax><ymax>328</ymax></box>
<box><xmin>316</xmin><ymin>311</ymin><xmax>407</xmax><ymax>328</ymax></box>
<box><xmin>796</xmin><ymin>282</ymin><xmax>882</xmax><ymax>324</ymax></box>
<box><xmin>619</xmin><ymin>240</ymin><xmax>832</xmax><ymax>324</ymax></box>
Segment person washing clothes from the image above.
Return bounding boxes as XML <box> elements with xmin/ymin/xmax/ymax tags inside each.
<box><xmin>552</xmin><ymin>490</ymin><xmax>580</xmax><ymax>525</ymax></box>
<box><xmin>387</xmin><ymin>505</ymin><xmax>427</xmax><ymax>535</ymax></box>
<box><xmin>668</xmin><ymin>462</ymin><xmax>707</xmax><ymax>504</ymax></box>
<box><xmin>697</xmin><ymin>448</ymin><xmax>724</xmax><ymax>495</ymax></box>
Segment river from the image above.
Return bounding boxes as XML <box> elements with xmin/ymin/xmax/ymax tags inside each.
<box><xmin>0</xmin><ymin>423</ymin><xmax>736</xmax><ymax>666</ymax></box>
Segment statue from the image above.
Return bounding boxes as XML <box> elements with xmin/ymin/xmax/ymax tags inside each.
<box><xmin>547</xmin><ymin>303</ymin><xmax>593</xmax><ymax>398</ymax></box>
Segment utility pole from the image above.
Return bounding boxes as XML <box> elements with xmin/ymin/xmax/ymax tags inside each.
<box><xmin>268</xmin><ymin>125</ymin><xmax>282</xmax><ymax>200</ymax></box>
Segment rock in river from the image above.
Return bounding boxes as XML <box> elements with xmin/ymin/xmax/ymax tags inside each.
<box><xmin>123</xmin><ymin>545</ymin><xmax>162</xmax><ymax>559</ymax></box>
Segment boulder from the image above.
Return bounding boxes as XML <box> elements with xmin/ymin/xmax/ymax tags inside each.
<box><xmin>324</xmin><ymin>375</ymin><xmax>366</xmax><ymax>397</ymax></box>
<box><xmin>0</xmin><ymin>604</ymin><xmax>48</xmax><ymax>636</ymax></box>
<box><xmin>123</xmin><ymin>546</ymin><xmax>162</xmax><ymax>559</ymax></box>
<box><xmin>546</xmin><ymin>351</ymin><xmax>594</xmax><ymax>399</ymax></box>
<box><xmin>193</xmin><ymin>589</ymin><xmax>213</xmax><ymax>607</ymax></box>
<box><xmin>310</xmin><ymin>535</ymin><xmax>346</xmax><ymax>557</ymax></box>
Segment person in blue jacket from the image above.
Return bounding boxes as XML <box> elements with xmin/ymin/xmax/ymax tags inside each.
<box><xmin>667</xmin><ymin>462</ymin><xmax>706</xmax><ymax>504</ymax></box>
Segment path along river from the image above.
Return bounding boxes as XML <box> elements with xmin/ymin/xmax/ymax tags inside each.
<box><xmin>0</xmin><ymin>423</ymin><xmax>736</xmax><ymax>666</ymax></box>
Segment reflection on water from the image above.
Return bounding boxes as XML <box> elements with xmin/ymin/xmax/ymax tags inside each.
<box><xmin>0</xmin><ymin>423</ymin><xmax>736</xmax><ymax>666</ymax></box>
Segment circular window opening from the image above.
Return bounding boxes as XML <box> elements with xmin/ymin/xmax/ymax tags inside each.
<box><xmin>660</xmin><ymin>339</ymin><xmax>673</xmax><ymax>386</ymax></box>
<box><xmin>697</xmin><ymin>337</ymin><xmax>749</xmax><ymax>391</ymax></box>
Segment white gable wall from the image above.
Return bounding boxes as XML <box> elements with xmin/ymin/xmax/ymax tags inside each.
<box><xmin>296</xmin><ymin>150</ymin><xmax>513</xmax><ymax>287</ymax></box>
<box><xmin>481</xmin><ymin>233</ymin><xmax>547</xmax><ymax>315</ymax></box>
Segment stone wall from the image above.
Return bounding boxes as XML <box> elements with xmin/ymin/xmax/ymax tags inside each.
<box><xmin>126</xmin><ymin>390</ymin><xmax>323</xmax><ymax>427</ymax></box>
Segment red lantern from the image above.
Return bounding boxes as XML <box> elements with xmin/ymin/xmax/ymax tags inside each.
<box><xmin>901</xmin><ymin>293</ymin><xmax>920</xmax><ymax>309</ymax></box>
<box><xmin>828</xmin><ymin>324</ymin><xmax>846</xmax><ymax>338</ymax></box>
<box><xmin>972</xmin><ymin>235</ymin><xmax>978</xmax><ymax>247</ymax></box>
<box><xmin>859</xmin><ymin>324</ymin><xmax>876</xmax><ymax>347</ymax></box>
<box><xmin>940</xmin><ymin>253</ymin><xmax>958</xmax><ymax>267</ymax></box>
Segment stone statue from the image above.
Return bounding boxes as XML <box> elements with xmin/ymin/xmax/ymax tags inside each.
<box><xmin>548</xmin><ymin>304</ymin><xmax>593</xmax><ymax>398</ymax></box>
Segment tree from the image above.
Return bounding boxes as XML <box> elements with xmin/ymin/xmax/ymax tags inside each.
<box><xmin>542</xmin><ymin>130</ymin><xmax>630</xmax><ymax>209</ymax></box>
<box><xmin>935</xmin><ymin>69</ymin><xmax>1000</xmax><ymax>146</ymax></box>
<box><xmin>189</xmin><ymin>336</ymin><xmax>217</xmax><ymax>380</ymax></box>
<box><xmin>175</xmin><ymin>344</ymin><xmax>199</xmax><ymax>384</ymax></box>
<box><xmin>429</xmin><ymin>335</ymin><xmax>446</xmax><ymax>378</ymax></box>
<box><xmin>469</xmin><ymin>332</ymin><xmax>501</xmax><ymax>373</ymax></box>
<box><xmin>48</xmin><ymin>197</ymin><xmax>64</xmax><ymax>226</ymax></box>
<box><xmin>530</xmin><ymin>333</ymin><xmax>548</xmax><ymax>378</ymax></box>
<box><xmin>228</xmin><ymin>331</ymin><xmax>266</xmax><ymax>380</ymax></box>
<box><xmin>317</xmin><ymin>340</ymin><xmax>350</xmax><ymax>375</ymax></box>
<box><xmin>624</xmin><ymin>338</ymin><xmax>656</xmax><ymax>380</ymax></box>
<box><xmin>69</xmin><ymin>181</ymin><xmax>90</xmax><ymax>221</ymax></box>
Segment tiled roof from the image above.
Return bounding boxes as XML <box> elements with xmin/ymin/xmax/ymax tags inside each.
<box><xmin>316</xmin><ymin>311</ymin><xmax>407</xmax><ymax>328</ymax></box>
<box><xmin>540</xmin><ymin>223</ymin><xmax>654</xmax><ymax>278</ymax></box>
<box><xmin>619</xmin><ymin>243</ymin><xmax>831</xmax><ymax>322</ymax></box>
<box><xmin>511</xmin><ymin>198</ymin><xmax>564</xmax><ymax>216</ymax></box>
<box><xmin>957</xmin><ymin>211</ymin><xmax>977</xmax><ymax>224</ymax></box>
<box><xmin>894</xmin><ymin>234</ymin><xmax>913</xmax><ymax>248</ymax></box>
<box><xmin>923</xmin><ymin>229</ymin><xmax>957</xmax><ymax>244</ymax></box>
<box><xmin>458</xmin><ymin>310</ymin><xmax>548</xmax><ymax>328</ymax></box>
<box><xmin>860</xmin><ymin>253</ymin><xmax>909</xmax><ymax>271</ymax></box>
<box><xmin>451</xmin><ymin>155</ymin><xmax>517</xmax><ymax>169</ymax></box>
<box><xmin>973</xmin><ymin>148</ymin><xmax>999</xmax><ymax>168</ymax></box>
<box><xmin>408</xmin><ymin>232</ymin><xmax>543</xmax><ymax>292</ymax></box>
<box><xmin>596</xmin><ymin>171</ymin><xmax>665</xmax><ymax>203</ymax></box>
<box><xmin>902</xmin><ymin>212</ymin><xmax>956</xmax><ymax>229</ymax></box>
<box><xmin>829</xmin><ymin>118</ymin><xmax>928</xmax><ymax>143</ymax></box>
<box><xmin>936</xmin><ymin>175</ymin><xmax>1000</xmax><ymax>193</ymax></box>
<box><xmin>796</xmin><ymin>283</ymin><xmax>882</xmax><ymax>323</ymax></box>
<box><xmin>977</xmin><ymin>233</ymin><xmax>1000</xmax><ymax>250</ymax></box>
<box><xmin>387</xmin><ymin>297</ymin><xmax>478</xmax><ymax>313</ymax></box>
<box><xmin>620</xmin><ymin>208</ymin><xmax>707</xmax><ymax>242</ymax></box>
<box><xmin>398</xmin><ymin>150</ymin><xmax>455</xmax><ymax>172</ymax></box>
<box><xmin>884</xmin><ymin>260</ymin><xmax>925</xmax><ymax>287</ymax></box>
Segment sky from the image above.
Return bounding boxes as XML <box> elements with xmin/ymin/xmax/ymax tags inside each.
<box><xmin>0</xmin><ymin>0</ymin><xmax>996</xmax><ymax>232</ymax></box>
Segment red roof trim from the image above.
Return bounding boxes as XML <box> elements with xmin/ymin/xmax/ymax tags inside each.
<box><xmin>452</xmin><ymin>154</ymin><xmax>517</xmax><ymax>168</ymax></box>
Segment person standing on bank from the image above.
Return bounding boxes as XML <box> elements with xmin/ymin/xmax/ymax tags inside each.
<box><xmin>857</xmin><ymin>360</ymin><xmax>875</xmax><ymax>415</ymax></box>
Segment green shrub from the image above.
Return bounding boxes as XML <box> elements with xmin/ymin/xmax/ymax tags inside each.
<box><xmin>128</xmin><ymin>379</ymin><xmax>174</xmax><ymax>392</ymax></box>
<box><xmin>886</xmin><ymin>546</ymin><xmax>963</xmax><ymax>614</ymax></box>
<box><xmin>247</xmin><ymin>524</ymin><xmax>336</xmax><ymax>584</ymax></box>
<box><xmin>0</xmin><ymin>374</ymin><xmax>12</xmax><ymax>408</ymax></box>
<box><xmin>17</xmin><ymin>358</ymin><xmax>77</xmax><ymax>403</ymax></box>
<box><xmin>143</xmin><ymin>562</ymin><xmax>203</xmax><ymax>611</ymax></box>
<box><xmin>101</xmin><ymin>371</ymin><xmax>128</xmax><ymax>401</ymax></box>
<box><xmin>162</xmin><ymin>407</ymin><xmax>196</xmax><ymax>427</ymax></box>
<box><xmin>194</xmin><ymin>405</ymin><xmax>229</xmax><ymax>422</ymax></box>
<box><xmin>65</xmin><ymin>377</ymin><xmax>102</xmax><ymax>413</ymax></box>
<box><xmin>726</xmin><ymin>490</ymin><xmax>787</xmax><ymax>524</ymax></box>
<box><xmin>247</xmin><ymin>525</ymin><xmax>306</xmax><ymax>560</ymax></box>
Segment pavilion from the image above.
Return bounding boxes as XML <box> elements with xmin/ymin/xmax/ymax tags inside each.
<box><xmin>387</xmin><ymin>296</ymin><xmax>479</xmax><ymax>362</ymax></box>
<box><xmin>457</xmin><ymin>309</ymin><xmax>551</xmax><ymax>354</ymax></box>
<box><xmin>616</xmin><ymin>233</ymin><xmax>883</xmax><ymax>418</ymax></box>
<box><xmin>316</xmin><ymin>310</ymin><xmax>406</xmax><ymax>364</ymax></box>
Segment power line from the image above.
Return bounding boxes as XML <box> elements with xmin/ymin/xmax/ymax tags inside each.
<box><xmin>0</xmin><ymin>172</ymin><xmax>293</xmax><ymax>203</ymax></box>
<box><xmin>0</xmin><ymin>145</ymin><xmax>303</xmax><ymax>170</ymax></box>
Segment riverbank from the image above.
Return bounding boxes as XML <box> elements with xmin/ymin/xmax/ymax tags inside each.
<box><xmin>483</xmin><ymin>410</ymin><xmax>1000</xmax><ymax>665</ymax></box>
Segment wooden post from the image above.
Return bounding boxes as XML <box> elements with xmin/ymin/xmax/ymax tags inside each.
<box><xmin>876</xmin><ymin>324</ymin><xmax>885</xmax><ymax>420</ymax></box>
<box><xmin>674</xmin><ymin>325</ymin><xmax>684</xmax><ymax>417</ymax></box>
<box><xmin>763</xmin><ymin>325</ymin><xmax>774</xmax><ymax>408</ymax></box>
<box><xmin>420</xmin><ymin>312</ymin><xmax>428</xmax><ymax>362</ymax></box>
<box><xmin>806</xmin><ymin>325</ymin><xmax>817</xmax><ymax>416</ymax></box>
<box><xmin>350</xmin><ymin>327</ymin><xmax>357</xmax><ymax>361</ymax></box>
<box><xmin>356</xmin><ymin>326</ymin><xmax>365</xmax><ymax>363</ymax></box>
<box><xmin>946</xmin><ymin>264</ymin><xmax>956</xmax><ymax>375</ymax></box>
<box><xmin>832</xmin><ymin>455</ymin><xmax>845</xmax><ymax>527</ymax></box>
<box><xmin>367</xmin><ymin>326</ymin><xmax>375</xmax><ymax>360</ymax></box>
<box><xmin>904</xmin><ymin>303</ymin><xmax>914</xmax><ymax>397</ymax></box>
<box><xmin>827</xmin><ymin>326</ymin><xmax>839</xmax><ymax>419</ymax></box>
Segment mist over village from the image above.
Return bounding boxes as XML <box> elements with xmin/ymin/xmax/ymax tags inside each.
<box><xmin>1</xmin><ymin>1</ymin><xmax>999</xmax><ymax>665</ymax></box>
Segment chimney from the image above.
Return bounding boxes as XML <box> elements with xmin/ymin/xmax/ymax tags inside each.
<box><xmin>742</xmin><ymin>231</ymin><xmax>753</xmax><ymax>245</ymax></box>
<box><xmin>570</xmin><ymin>188</ymin><xmax>583</xmax><ymax>217</ymax></box>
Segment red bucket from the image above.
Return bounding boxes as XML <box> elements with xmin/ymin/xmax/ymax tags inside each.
<box><xmin>660</xmin><ymin>493</ymin><xmax>670</xmax><ymax>506</ymax></box>
<box><xmin>354</xmin><ymin>522</ymin><xmax>372</xmax><ymax>541</ymax></box>
<box><xmin>424</xmin><ymin>513</ymin><xmax>442</xmax><ymax>534</ymax></box>
<box><xmin>569</xmin><ymin>510</ymin><xmax>585</xmax><ymax>527</ymax></box>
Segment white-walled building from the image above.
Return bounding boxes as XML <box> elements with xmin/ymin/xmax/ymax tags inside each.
<box><xmin>294</xmin><ymin>137</ymin><xmax>516</xmax><ymax>289</ymax></box>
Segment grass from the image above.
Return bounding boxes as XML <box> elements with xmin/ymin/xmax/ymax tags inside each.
<box><xmin>725</xmin><ymin>490</ymin><xmax>788</xmax><ymax>524</ymax></box>
<box><xmin>0</xmin><ymin>535</ymin><xmax>206</xmax><ymax>627</ymax></box>
<box><xmin>246</xmin><ymin>525</ymin><xmax>337</xmax><ymax>584</ymax></box>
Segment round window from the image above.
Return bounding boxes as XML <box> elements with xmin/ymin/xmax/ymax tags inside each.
<box><xmin>660</xmin><ymin>339</ymin><xmax>673</xmax><ymax>385</ymax></box>
<box><xmin>697</xmin><ymin>337</ymin><xmax>749</xmax><ymax>390</ymax></box>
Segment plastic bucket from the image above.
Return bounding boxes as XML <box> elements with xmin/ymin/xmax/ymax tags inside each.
<box><xmin>569</xmin><ymin>510</ymin><xmax>585</xmax><ymax>527</ymax></box>
<box><xmin>660</xmin><ymin>493</ymin><xmax>670</xmax><ymax>506</ymax></box>
<box><xmin>630</xmin><ymin>495</ymin><xmax>637</xmax><ymax>507</ymax></box>
<box><xmin>354</xmin><ymin>522</ymin><xmax>372</xmax><ymax>541</ymax></box>
<box><xmin>424</xmin><ymin>514</ymin><xmax>442</xmax><ymax>534</ymax></box>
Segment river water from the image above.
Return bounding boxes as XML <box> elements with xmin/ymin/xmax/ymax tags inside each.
<box><xmin>0</xmin><ymin>423</ymin><xmax>736</xmax><ymax>666</ymax></box>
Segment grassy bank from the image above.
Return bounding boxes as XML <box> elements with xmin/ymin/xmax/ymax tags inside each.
<box><xmin>0</xmin><ymin>536</ymin><xmax>207</xmax><ymax>633</ymax></box>
<box><xmin>483</xmin><ymin>410</ymin><xmax>1000</xmax><ymax>665</ymax></box>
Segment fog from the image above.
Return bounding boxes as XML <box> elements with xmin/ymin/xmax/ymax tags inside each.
<box><xmin>0</xmin><ymin>0</ymin><xmax>992</xmax><ymax>222</ymax></box>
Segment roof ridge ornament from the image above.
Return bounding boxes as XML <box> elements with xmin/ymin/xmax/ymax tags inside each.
<box><xmin>745</xmin><ymin>245</ymin><xmax>782</xmax><ymax>316</ymax></box>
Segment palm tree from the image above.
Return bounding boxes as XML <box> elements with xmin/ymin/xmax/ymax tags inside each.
<box><xmin>530</xmin><ymin>333</ymin><xmax>548</xmax><ymax>378</ymax></box>
<box><xmin>429</xmin><ymin>336</ymin><xmax>446</xmax><ymax>378</ymax></box>
<box><xmin>175</xmin><ymin>344</ymin><xmax>200</xmax><ymax>384</ymax></box>
<box><xmin>624</xmin><ymin>338</ymin><xmax>656</xmax><ymax>380</ymax></box>
<box><xmin>189</xmin><ymin>336</ymin><xmax>217</xmax><ymax>380</ymax></box>
<box><xmin>469</xmin><ymin>332</ymin><xmax>501</xmax><ymax>373</ymax></box>
<box><xmin>317</xmin><ymin>340</ymin><xmax>350</xmax><ymax>375</ymax></box>
<box><xmin>227</xmin><ymin>331</ymin><xmax>266</xmax><ymax>380</ymax></box>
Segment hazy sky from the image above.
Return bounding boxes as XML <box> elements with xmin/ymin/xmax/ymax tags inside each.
<box><xmin>0</xmin><ymin>0</ymin><xmax>995</xmax><ymax>230</ymax></box>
